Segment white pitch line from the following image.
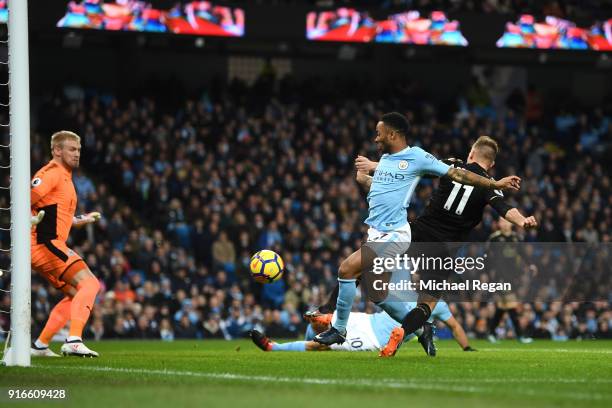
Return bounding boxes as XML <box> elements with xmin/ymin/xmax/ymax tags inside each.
<box><xmin>36</xmin><ymin>365</ymin><xmax>610</xmax><ymax>401</ymax></box>
<box><xmin>421</xmin><ymin>378</ymin><xmax>612</xmax><ymax>384</ymax></box>
<box><xmin>480</xmin><ymin>348</ymin><xmax>612</xmax><ymax>354</ymax></box>
<box><xmin>39</xmin><ymin>365</ymin><xmax>484</xmax><ymax>394</ymax></box>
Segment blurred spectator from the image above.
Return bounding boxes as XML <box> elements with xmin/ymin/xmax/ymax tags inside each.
<box><xmin>160</xmin><ymin>318</ymin><xmax>175</xmax><ymax>341</ymax></box>
<box><xmin>212</xmin><ymin>231</ymin><xmax>237</xmax><ymax>278</ymax></box>
<box><xmin>175</xmin><ymin>315</ymin><xmax>198</xmax><ymax>339</ymax></box>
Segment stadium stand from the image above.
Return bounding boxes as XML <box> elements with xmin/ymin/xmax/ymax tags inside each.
<box><xmin>0</xmin><ymin>74</ymin><xmax>610</xmax><ymax>341</ymax></box>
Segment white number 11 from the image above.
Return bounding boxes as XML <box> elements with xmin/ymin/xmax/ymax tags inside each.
<box><xmin>444</xmin><ymin>181</ymin><xmax>474</xmax><ymax>215</ymax></box>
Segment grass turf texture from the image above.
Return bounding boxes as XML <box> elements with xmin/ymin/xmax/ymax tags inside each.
<box><xmin>1</xmin><ymin>340</ymin><xmax>611</xmax><ymax>408</ymax></box>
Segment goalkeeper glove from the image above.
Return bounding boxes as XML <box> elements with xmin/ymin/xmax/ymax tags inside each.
<box><xmin>73</xmin><ymin>211</ymin><xmax>102</xmax><ymax>227</ymax></box>
<box><xmin>31</xmin><ymin>210</ymin><xmax>45</xmax><ymax>226</ymax></box>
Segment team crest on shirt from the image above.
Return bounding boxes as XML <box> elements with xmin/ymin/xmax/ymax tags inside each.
<box><xmin>398</xmin><ymin>160</ymin><xmax>408</xmax><ymax>170</ymax></box>
<box><xmin>31</xmin><ymin>178</ymin><xmax>42</xmax><ymax>188</ymax></box>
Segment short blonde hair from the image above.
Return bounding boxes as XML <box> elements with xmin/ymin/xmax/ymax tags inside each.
<box><xmin>472</xmin><ymin>135</ymin><xmax>499</xmax><ymax>163</ymax></box>
<box><xmin>50</xmin><ymin>130</ymin><xmax>80</xmax><ymax>151</ymax></box>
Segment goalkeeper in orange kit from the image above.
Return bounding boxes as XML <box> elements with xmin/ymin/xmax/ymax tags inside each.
<box><xmin>30</xmin><ymin>130</ymin><xmax>102</xmax><ymax>357</ymax></box>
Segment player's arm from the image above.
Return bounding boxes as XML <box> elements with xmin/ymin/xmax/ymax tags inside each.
<box><xmin>419</xmin><ymin>158</ymin><xmax>462</xmax><ymax>179</ymax></box>
<box><xmin>443</xmin><ymin>316</ymin><xmax>474</xmax><ymax>351</ymax></box>
<box><xmin>416</xmin><ymin>148</ymin><xmax>519</xmax><ymax>191</ymax></box>
<box><xmin>487</xmin><ymin>190</ymin><xmax>538</xmax><ymax>229</ymax></box>
<box><xmin>355</xmin><ymin>170</ymin><xmax>372</xmax><ymax>191</ymax></box>
<box><xmin>503</xmin><ymin>208</ymin><xmax>538</xmax><ymax>229</ymax></box>
<box><xmin>355</xmin><ymin>156</ymin><xmax>378</xmax><ymax>174</ymax></box>
<box><xmin>447</xmin><ymin>167</ymin><xmax>521</xmax><ymax>192</ymax></box>
<box><xmin>72</xmin><ymin>211</ymin><xmax>102</xmax><ymax>228</ymax></box>
<box><xmin>355</xmin><ymin>155</ymin><xmax>464</xmax><ymax>176</ymax></box>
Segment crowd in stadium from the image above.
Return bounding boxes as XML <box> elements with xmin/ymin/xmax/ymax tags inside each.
<box><xmin>0</xmin><ymin>72</ymin><xmax>610</xmax><ymax>343</ymax></box>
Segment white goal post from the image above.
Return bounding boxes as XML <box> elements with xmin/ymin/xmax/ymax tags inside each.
<box><xmin>5</xmin><ymin>0</ymin><xmax>32</xmax><ymax>367</ymax></box>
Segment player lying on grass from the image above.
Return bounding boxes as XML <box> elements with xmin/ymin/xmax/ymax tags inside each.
<box><xmin>250</xmin><ymin>301</ymin><xmax>475</xmax><ymax>354</ymax></box>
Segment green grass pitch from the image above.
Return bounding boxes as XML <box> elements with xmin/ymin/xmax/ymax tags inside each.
<box><xmin>1</xmin><ymin>340</ymin><xmax>611</xmax><ymax>408</ymax></box>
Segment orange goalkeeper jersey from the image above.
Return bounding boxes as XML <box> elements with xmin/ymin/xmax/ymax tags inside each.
<box><xmin>31</xmin><ymin>161</ymin><xmax>77</xmax><ymax>244</ymax></box>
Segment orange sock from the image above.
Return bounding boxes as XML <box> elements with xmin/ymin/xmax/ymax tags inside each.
<box><xmin>38</xmin><ymin>297</ymin><xmax>72</xmax><ymax>345</ymax></box>
<box><xmin>69</xmin><ymin>276</ymin><xmax>100</xmax><ymax>338</ymax></box>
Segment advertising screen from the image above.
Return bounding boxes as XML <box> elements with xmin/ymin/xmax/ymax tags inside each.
<box><xmin>57</xmin><ymin>1</ymin><xmax>244</xmax><ymax>37</ymax></box>
<box><xmin>497</xmin><ymin>14</ymin><xmax>612</xmax><ymax>50</ymax></box>
<box><xmin>306</xmin><ymin>8</ymin><xmax>468</xmax><ymax>46</ymax></box>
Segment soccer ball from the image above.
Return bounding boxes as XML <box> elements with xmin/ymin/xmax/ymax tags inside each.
<box><xmin>250</xmin><ymin>250</ymin><xmax>284</xmax><ymax>283</ymax></box>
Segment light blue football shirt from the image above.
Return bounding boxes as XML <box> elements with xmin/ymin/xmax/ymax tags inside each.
<box><xmin>365</xmin><ymin>146</ymin><xmax>450</xmax><ymax>232</ymax></box>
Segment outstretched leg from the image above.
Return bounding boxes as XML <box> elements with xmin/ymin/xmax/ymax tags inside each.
<box><xmin>313</xmin><ymin>248</ymin><xmax>363</xmax><ymax>345</ymax></box>
<box><xmin>250</xmin><ymin>330</ymin><xmax>329</xmax><ymax>352</ymax></box>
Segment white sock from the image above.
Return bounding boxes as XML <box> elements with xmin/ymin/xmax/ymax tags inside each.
<box><xmin>67</xmin><ymin>336</ymin><xmax>82</xmax><ymax>342</ymax></box>
<box><xmin>34</xmin><ymin>339</ymin><xmax>48</xmax><ymax>349</ymax></box>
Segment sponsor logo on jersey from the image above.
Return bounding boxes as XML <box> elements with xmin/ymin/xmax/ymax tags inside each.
<box><xmin>31</xmin><ymin>178</ymin><xmax>42</xmax><ymax>188</ymax></box>
<box><xmin>374</xmin><ymin>170</ymin><xmax>406</xmax><ymax>181</ymax></box>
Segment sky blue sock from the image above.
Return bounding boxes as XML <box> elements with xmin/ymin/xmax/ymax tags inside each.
<box><xmin>377</xmin><ymin>300</ymin><xmax>409</xmax><ymax>324</ymax></box>
<box><xmin>333</xmin><ymin>278</ymin><xmax>356</xmax><ymax>333</ymax></box>
<box><xmin>377</xmin><ymin>301</ymin><xmax>421</xmax><ymax>340</ymax></box>
<box><xmin>304</xmin><ymin>325</ymin><xmax>316</xmax><ymax>341</ymax></box>
<box><xmin>271</xmin><ymin>341</ymin><xmax>307</xmax><ymax>352</ymax></box>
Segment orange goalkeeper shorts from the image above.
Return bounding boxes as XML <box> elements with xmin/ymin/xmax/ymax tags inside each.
<box><xmin>31</xmin><ymin>240</ymin><xmax>86</xmax><ymax>290</ymax></box>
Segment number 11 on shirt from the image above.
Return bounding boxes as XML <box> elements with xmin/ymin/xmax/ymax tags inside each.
<box><xmin>443</xmin><ymin>181</ymin><xmax>474</xmax><ymax>215</ymax></box>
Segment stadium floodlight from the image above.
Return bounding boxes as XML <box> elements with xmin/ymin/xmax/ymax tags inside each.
<box><xmin>3</xmin><ymin>0</ymin><xmax>32</xmax><ymax>367</ymax></box>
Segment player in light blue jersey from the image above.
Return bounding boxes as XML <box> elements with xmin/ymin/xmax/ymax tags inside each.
<box><xmin>314</xmin><ymin>112</ymin><xmax>521</xmax><ymax>346</ymax></box>
<box><xmin>249</xmin><ymin>300</ymin><xmax>475</xmax><ymax>354</ymax></box>
<box><xmin>364</xmin><ymin>146</ymin><xmax>448</xmax><ymax>232</ymax></box>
